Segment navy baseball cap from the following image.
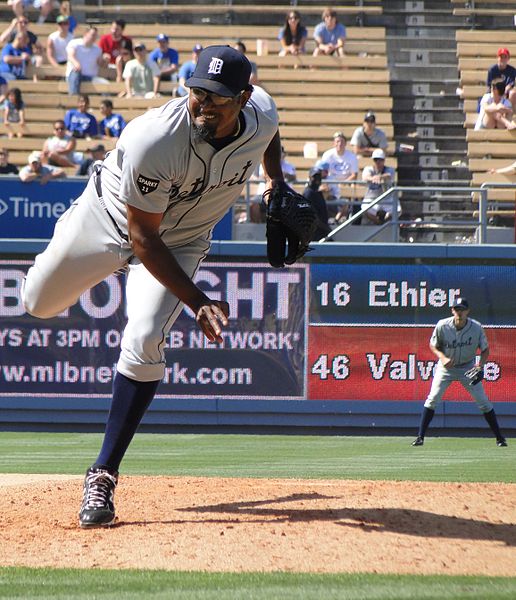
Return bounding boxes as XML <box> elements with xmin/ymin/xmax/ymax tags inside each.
<box><xmin>186</xmin><ymin>45</ymin><xmax>251</xmax><ymax>97</ymax></box>
<box><xmin>156</xmin><ymin>33</ymin><xmax>169</xmax><ymax>42</ymax></box>
<box><xmin>452</xmin><ymin>297</ymin><xmax>469</xmax><ymax>309</ymax></box>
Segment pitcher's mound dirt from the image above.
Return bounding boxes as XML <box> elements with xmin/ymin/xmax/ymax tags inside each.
<box><xmin>1</xmin><ymin>475</ymin><xmax>515</xmax><ymax>575</ymax></box>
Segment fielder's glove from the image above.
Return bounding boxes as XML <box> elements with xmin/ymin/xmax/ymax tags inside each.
<box><xmin>263</xmin><ymin>181</ymin><xmax>317</xmax><ymax>268</ymax></box>
<box><xmin>464</xmin><ymin>366</ymin><xmax>483</xmax><ymax>386</ymax></box>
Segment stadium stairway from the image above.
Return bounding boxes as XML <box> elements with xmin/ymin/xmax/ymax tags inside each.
<box><xmin>382</xmin><ymin>0</ymin><xmax>475</xmax><ymax>241</ymax></box>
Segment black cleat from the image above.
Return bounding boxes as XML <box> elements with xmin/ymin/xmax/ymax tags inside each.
<box><xmin>496</xmin><ymin>438</ymin><xmax>508</xmax><ymax>447</ymax></box>
<box><xmin>411</xmin><ymin>436</ymin><xmax>424</xmax><ymax>446</ymax></box>
<box><xmin>79</xmin><ymin>466</ymin><xmax>118</xmax><ymax>528</ymax></box>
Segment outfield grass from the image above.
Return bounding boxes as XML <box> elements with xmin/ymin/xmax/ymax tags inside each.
<box><xmin>0</xmin><ymin>432</ymin><xmax>513</xmax><ymax>483</ymax></box>
<box><xmin>0</xmin><ymin>568</ymin><xmax>515</xmax><ymax>600</ymax></box>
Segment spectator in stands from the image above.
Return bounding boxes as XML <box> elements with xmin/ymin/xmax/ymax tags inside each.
<box><xmin>7</xmin><ymin>0</ymin><xmax>53</xmax><ymax>24</ymax></box>
<box><xmin>123</xmin><ymin>42</ymin><xmax>160</xmax><ymax>98</ymax></box>
<box><xmin>361</xmin><ymin>148</ymin><xmax>399</xmax><ymax>225</ymax></box>
<box><xmin>76</xmin><ymin>143</ymin><xmax>106</xmax><ymax>177</ymax></box>
<box><xmin>115</xmin><ymin>39</ymin><xmax>133</xmax><ymax>88</ymax></box>
<box><xmin>475</xmin><ymin>79</ymin><xmax>515</xmax><ymax>130</ymax></box>
<box><xmin>66</xmin><ymin>26</ymin><xmax>106</xmax><ymax>96</ymax></box>
<box><xmin>59</xmin><ymin>1</ymin><xmax>77</xmax><ymax>34</ymax></box>
<box><xmin>250</xmin><ymin>145</ymin><xmax>296</xmax><ymax>223</ymax></box>
<box><xmin>46</xmin><ymin>15</ymin><xmax>73</xmax><ymax>68</ymax></box>
<box><xmin>313</xmin><ymin>7</ymin><xmax>346</xmax><ymax>57</ymax></box>
<box><xmin>0</xmin><ymin>76</ymin><xmax>7</xmax><ymax>104</ymax></box>
<box><xmin>0</xmin><ymin>147</ymin><xmax>19</xmax><ymax>174</ymax></box>
<box><xmin>150</xmin><ymin>34</ymin><xmax>179</xmax><ymax>83</ymax></box>
<box><xmin>99</xmin><ymin>99</ymin><xmax>126</xmax><ymax>139</ymax></box>
<box><xmin>99</xmin><ymin>19</ymin><xmax>132</xmax><ymax>67</ymax></box>
<box><xmin>233</xmin><ymin>41</ymin><xmax>259</xmax><ymax>85</ymax></box>
<box><xmin>319</xmin><ymin>131</ymin><xmax>358</xmax><ymax>220</ymax></box>
<box><xmin>487</xmin><ymin>48</ymin><xmax>516</xmax><ymax>111</ymax></box>
<box><xmin>0</xmin><ymin>16</ymin><xmax>44</xmax><ymax>68</ymax></box>
<box><xmin>350</xmin><ymin>110</ymin><xmax>388</xmax><ymax>157</ymax></box>
<box><xmin>278</xmin><ymin>10</ymin><xmax>307</xmax><ymax>56</ymax></box>
<box><xmin>0</xmin><ymin>32</ymin><xmax>31</xmax><ymax>81</ymax></box>
<box><xmin>42</xmin><ymin>119</ymin><xmax>83</xmax><ymax>167</ymax></box>
<box><xmin>19</xmin><ymin>151</ymin><xmax>66</xmax><ymax>183</ymax></box>
<box><xmin>303</xmin><ymin>167</ymin><xmax>331</xmax><ymax>240</ymax></box>
<box><xmin>177</xmin><ymin>44</ymin><xmax>203</xmax><ymax>97</ymax></box>
<box><xmin>64</xmin><ymin>94</ymin><xmax>98</xmax><ymax>139</ymax></box>
<box><xmin>3</xmin><ymin>87</ymin><xmax>26</xmax><ymax>138</ymax></box>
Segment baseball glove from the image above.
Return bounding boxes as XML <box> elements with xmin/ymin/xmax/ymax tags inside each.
<box><xmin>263</xmin><ymin>181</ymin><xmax>317</xmax><ymax>268</ymax></box>
<box><xmin>464</xmin><ymin>366</ymin><xmax>483</xmax><ymax>386</ymax></box>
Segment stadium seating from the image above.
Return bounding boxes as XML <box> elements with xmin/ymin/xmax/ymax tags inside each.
<box><xmin>0</xmin><ymin>21</ymin><xmax>392</xmax><ymax>187</ymax></box>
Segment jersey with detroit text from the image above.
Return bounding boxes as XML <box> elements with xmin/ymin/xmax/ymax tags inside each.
<box><xmin>100</xmin><ymin>86</ymin><xmax>278</xmax><ymax>247</ymax></box>
<box><xmin>430</xmin><ymin>317</ymin><xmax>488</xmax><ymax>366</ymax></box>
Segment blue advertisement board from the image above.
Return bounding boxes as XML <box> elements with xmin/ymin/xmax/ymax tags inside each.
<box><xmin>0</xmin><ymin>261</ymin><xmax>307</xmax><ymax>399</ymax></box>
<box><xmin>310</xmin><ymin>263</ymin><xmax>516</xmax><ymax>326</ymax></box>
<box><xmin>0</xmin><ymin>178</ymin><xmax>232</xmax><ymax>240</ymax></box>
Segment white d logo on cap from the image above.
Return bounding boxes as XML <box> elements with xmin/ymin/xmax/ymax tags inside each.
<box><xmin>208</xmin><ymin>57</ymin><xmax>224</xmax><ymax>75</ymax></box>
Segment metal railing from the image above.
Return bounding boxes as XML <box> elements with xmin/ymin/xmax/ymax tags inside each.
<box><xmin>240</xmin><ymin>179</ymin><xmax>515</xmax><ymax>244</ymax></box>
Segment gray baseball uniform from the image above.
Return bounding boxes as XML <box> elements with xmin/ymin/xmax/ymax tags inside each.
<box><xmin>22</xmin><ymin>85</ymin><xmax>279</xmax><ymax>381</ymax></box>
<box><xmin>424</xmin><ymin>316</ymin><xmax>492</xmax><ymax>412</ymax></box>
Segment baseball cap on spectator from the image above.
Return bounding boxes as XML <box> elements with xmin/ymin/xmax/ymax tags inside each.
<box><xmin>156</xmin><ymin>33</ymin><xmax>169</xmax><ymax>42</ymax></box>
<box><xmin>192</xmin><ymin>44</ymin><xmax>203</xmax><ymax>53</ymax></box>
<box><xmin>452</xmin><ymin>297</ymin><xmax>469</xmax><ymax>310</ymax></box>
<box><xmin>333</xmin><ymin>131</ymin><xmax>345</xmax><ymax>139</ymax></box>
<box><xmin>315</xmin><ymin>160</ymin><xmax>330</xmax><ymax>174</ymax></box>
<box><xmin>56</xmin><ymin>15</ymin><xmax>69</xmax><ymax>24</ymax></box>
<box><xmin>134</xmin><ymin>42</ymin><xmax>146</xmax><ymax>51</ymax></box>
<box><xmin>372</xmin><ymin>148</ymin><xmax>386</xmax><ymax>160</ymax></box>
<box><xmin>364</xmin><ymin>110</ymin><xmax>376</xmax><ymax>122</ymax></box>
<box><xmin>497</xmin><ymin>48</ymin><xmax>510</xmax><ymax>58</ymax></box>
<box><xmin>87</xmin><ymin>144</ymin><xmax>106</xmax><ymax>153</ymax></box>
<box><xmin>186</xmin><ymin>45</ymin><xmax>251</xmax><ymax>97</ymax></box>
<box><xmin>28</xmin><ymin>151</ymin><xmax>42</xmax><ymax>163</ymax></box>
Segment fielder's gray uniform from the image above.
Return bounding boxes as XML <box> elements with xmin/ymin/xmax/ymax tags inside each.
<box><xmin>424</xmin><ymin>317</ymin><xmax>492</xmax><ymax>412</ymax></box>
<box><xmin>23</xmin><ymin>86</ymin><xmax>279</xmax><ymax>382</ymax></box>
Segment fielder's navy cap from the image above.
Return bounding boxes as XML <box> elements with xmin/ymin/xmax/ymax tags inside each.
<box><xmin>186</xmin><ymin>45</ymin><xmax>251</xmax><ymax>97</ymax></box>
<box><xmin>156</xmin><ymin>33</ymin><xmax>169</xmax><ymax>42</ymax></box>
<box><xmin>452</xmin><ymin>297</ymin><xmax>469</xmax><ymax>309</ymax></box>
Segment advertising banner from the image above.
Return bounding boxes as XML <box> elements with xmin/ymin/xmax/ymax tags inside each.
<box><xmin>0</xmin><ymin>178</ymin><xmax>232</xmax><ymax>240</ymax></box>
<box><xmin>0</xmin><ymin>261</ymin><xmax>307</xmax><ymax>399</ymax></box>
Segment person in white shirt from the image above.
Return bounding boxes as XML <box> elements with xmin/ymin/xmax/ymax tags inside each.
<box><xmin>46</xmin><ymin>15</ymin><xmax>73</xmax><ymax>67</ymax></box>
<box><xmin>475</xmin><ymin>79</ymin><xmax>514</xmax><ymax>130</ymax></box>
<box><xmin>360</xmin><ymin>148</ymin><xmax>399</xmax><ymax>225</ymax></box>
<box><xmin>319</xmin><ymin>131</ymin><xmax>358</xmax><ymax>220</ymax></box>
<box><xmin>66</xmin><ymin>26</ymin><xmax>106</xmax><ymax>95</ymax></box>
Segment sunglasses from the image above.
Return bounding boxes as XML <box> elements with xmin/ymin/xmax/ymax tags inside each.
<box><xmin>190</xmin><ymin>87</ymin><xmax>241</xmax><ymax>106</ymax></box>
<box><xmin>55</xmin><ymin>127</ymin><xmax>65</xmax><ymax>130</ymax></box>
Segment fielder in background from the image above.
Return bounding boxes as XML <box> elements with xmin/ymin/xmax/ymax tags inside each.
<box><xmin>22</xmin><ymin>45</ymin><xmax>293</xmax><ymax>528</ymax></box>
<box><xmin>412</xmin><ymin>297</ymin><xmax>507</xmax><ymax>448</ymax></box>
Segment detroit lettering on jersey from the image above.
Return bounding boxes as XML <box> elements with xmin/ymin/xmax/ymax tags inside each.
<box><xmin>168</xmin><ymin>160</ymin><xmax>254</xmax><ymax>202</ymax></box>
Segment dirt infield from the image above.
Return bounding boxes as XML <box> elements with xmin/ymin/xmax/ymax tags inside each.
<box><xmin>1</xmin><ymin>474</ymin><xmax>515</xmax><ymax>575</ymax></box>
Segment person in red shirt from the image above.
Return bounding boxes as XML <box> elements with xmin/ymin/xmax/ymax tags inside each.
<box><xmin>99</xmin><ymin>19</ymin><xmax>131</xmax><ymax>66</ymax></box>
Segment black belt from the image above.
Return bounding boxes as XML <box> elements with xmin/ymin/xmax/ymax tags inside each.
<box><xmin>93</xmin><ymin>165</ymin><xmax>129</xmax><ymax>242</ymax></box>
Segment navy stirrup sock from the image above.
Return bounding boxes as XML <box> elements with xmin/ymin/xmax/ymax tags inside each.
<box><xmin>483</xmin><ymin>409</ymin><xmax>504</xmax><ymax>440</ymax></box>
<box><xmin>417</xmin><ymin>407</ymin><xmax>435</xmax><ymax>438</ymax></box>
<box><xmin>95</xmin><ymin>372</ymin><xmax>160</xmax><ymax>472</ymax></box>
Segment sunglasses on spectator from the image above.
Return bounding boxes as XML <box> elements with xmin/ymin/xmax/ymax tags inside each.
<box><xmin>190</xmin><ymin>87</ymin><xmax>241</xmax><ymax>106</ymax></box>
<box><xmin>55</xmin><ymin>126</ymin><xmax>65</xmax><ymax>130</ymax></box>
